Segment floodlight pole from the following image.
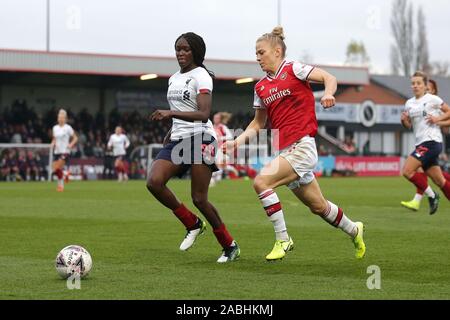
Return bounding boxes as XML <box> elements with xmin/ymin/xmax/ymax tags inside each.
<box><xmin>277</xmin><ymin>0</ymin><xmax>281</xmax><ymax>26</ymax></box>
<box><xmin>46</xmin><ymin>0</ymin><xmax>50</xmax><ymax>51</ymax></box>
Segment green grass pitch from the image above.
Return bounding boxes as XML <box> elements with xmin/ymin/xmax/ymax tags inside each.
<box><xmin>0</xmin><ymin>177</ymin><xmax>449</xmax><ymax>299</ymax></box>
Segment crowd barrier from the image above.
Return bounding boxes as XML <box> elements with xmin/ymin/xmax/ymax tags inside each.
<box><xmin>65</xmin><ymin>155</ymin><xmax>402</xmax><ymax>180</ymax></box>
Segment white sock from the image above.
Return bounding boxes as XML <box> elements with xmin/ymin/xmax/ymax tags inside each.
<box><xmin>321</xmin><ymin>201</ymin><xmax>357</xmax><ymax>238</ymax></box>
<box><xmin>424</xmin><ymin>187</ymin><xmax>435</xmax><ymax>198</ymax></box>
<box><xmin>413</xmin><ymin>193</ymin><xmax>423</xmax><ymax>202</ymax></box>
<box><xmin>118</xmin><ymin>172</ymin><xmax>123</xmax><ymax>181</ymax></box>
<box><xmin>212</xmin><ymin>170</ymin><xmax>222</xmax><ymax>183</ymax></box>
<box><xmin>211</xmin><ymin>171</ymin><xmax>218</xmax><ymax>183</ymax></box>
<box><xmin>258</xmin><ymin>189</ymin><xmax>289</xmax><ymax>241</ymax></box>
<box><xmin>58</xmin><ymin>179</ymin><xmax>64</xmax><ymax>187</ymax></box>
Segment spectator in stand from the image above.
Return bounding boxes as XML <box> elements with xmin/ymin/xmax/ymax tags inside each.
<box><xmin>342</xmin><ymin>136</ymin><xmax>357</xmax><ymax>154</ymax></box>
<box><xmin>1</xmin><ymin>149</ymin><xmax>20</xmax><ymax>181</ymax></box>
<box><xmin>1</xmin><ymin>99</ymin><xmax>258</xmax><ymax>183</ymax></box>
<box><xmin>17</xmin><ymin>150</ymin><xmax>28</xmax><ymax>181</ymax></box>
<box><xmin>11</xmin><ymin>127</ymin><xmax>23</xmax><ymax>144</ymax></box>
<box><xmin>26</xmin><ymin>150</ymin><xmax>42</xmax><ymax>181</ymax></box>
<box><xmin>318</xmin><ymin>144</ymin><xmax>328</xmax><ymax>156</ymax></box>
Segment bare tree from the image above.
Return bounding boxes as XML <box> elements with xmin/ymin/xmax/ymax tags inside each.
<box><xmin>390</xmin><ymin>44</ymin><xmax>401</xmax><ymax>75</ymax></box>
<box><xmin>431</xmin><ymin>61</ymin><xmax>450</xmax><ymax>77</ymax></box>
<box><xmin>416</xmin><ymin>7</ymin><xmax>431</xmax><ymax>73</ymax></box>
<box><xmin>390</xmin><ymin>0</ymin><xmax>414</xmax><ymax>76</ymax></box>
<box><xmin>390</xmin><ymin>0</ymin><xmax>434</xmax><ymax>77</ymax></box>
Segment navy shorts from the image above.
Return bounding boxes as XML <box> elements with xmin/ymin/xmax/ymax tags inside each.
<box><xmin>410</xmin><ymin>141</ymin><xmax>442</xmax><ymax>171</ymax></box>
<box><xmin>54</xmin><ymin>153</ymin><xmax>70</xmax><ymax>163</ymax></box>
<box><xmin>154</xmin><ymin>133</ymin><xmax>219</xmax><ymax>177</ymax></box>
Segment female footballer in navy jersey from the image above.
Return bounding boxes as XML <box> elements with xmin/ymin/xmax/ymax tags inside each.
<box><xmin>147</xmin><ymin>32</ymin><xmax>239</xmax><ymax>263</ymax></box>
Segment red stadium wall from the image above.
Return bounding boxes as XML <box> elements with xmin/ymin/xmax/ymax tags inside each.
<box><xmin>335</xmin><ymin>81</ymin><xmax>406</xmax><ymax>105</ymax></box>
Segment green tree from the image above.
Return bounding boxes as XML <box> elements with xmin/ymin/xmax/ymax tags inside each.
<box><xmin>345</xmin><ymin>40</ymin><xmax>370</xmax><ymax>67</ymax></box>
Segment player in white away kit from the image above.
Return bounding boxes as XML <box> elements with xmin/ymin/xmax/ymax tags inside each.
<box><xmin>147</xmin><ymin>32</ymin><xmax>239</xmax><ymax>263</ymax></box>
<box><xmin>51</xmin><ymin>109</ymin><xmax>78</xmax><ymax>192</ymax></box>
<box><xmin>401</xmin><ymin>71</ymin><xmax>450</xmax><ymax>213</ymax></box>
<box><xmin>107</xmin><ymin>126</ymin><xmax>130</xmax><ymax>182</ymax></box>
<box><xmin>401</xmin><ymin>79</ymin><xmax>450</xmax><ymax>212</ymax></box>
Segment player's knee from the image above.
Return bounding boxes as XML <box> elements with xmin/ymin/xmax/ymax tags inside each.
<box><xmin>402</xmin><ymin>168</ymin><xmax>414</xmax><ymax>179</ymax></box>
<box><xmin>146</xmin><ymin>177</ymin><xmax>164</xmax><ymax>193</ymax></box>
<box><xmin>253</xmin><ymin>175</ymin><xmax>268</xmax><ymax>192</ymax></box>
<box><xmin>308</xmin><ymin>201</ymin><xmax>327</xmax><ymax>215</ymax></box>
<box><xmin>191</xmin><ymin>194</ymin><xmax>207</xmax><ymax>209</ymax></box>
<box><xmin>430</xmin><ymin>176</ymin><xmax>445</xmax><ymax>188</ymax></box>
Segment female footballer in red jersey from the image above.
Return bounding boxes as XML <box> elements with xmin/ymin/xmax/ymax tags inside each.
<box><xmin>224</xmin><ymin>27</ymin><xmax>365</xmax><ymax>261</ymax></box>
<box><xmin>147</xmin><ymin>32</ymin><xmax>239</xmax><ymax>263</ymax></box>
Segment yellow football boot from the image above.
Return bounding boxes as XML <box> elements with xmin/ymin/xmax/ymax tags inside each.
<box><xmin>265</xmin><ymin>237</ymin><xmax>294</xmax><ymax>261</ymax></box>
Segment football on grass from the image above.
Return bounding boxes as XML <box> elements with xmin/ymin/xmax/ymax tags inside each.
<box><xmin>55</xmin><ymin>245</ymin><xmax>92</xmax><ymax>279</ymax></box>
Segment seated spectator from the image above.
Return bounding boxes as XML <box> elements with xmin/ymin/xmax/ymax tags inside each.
<box><xmin>342</xmin><ymin>136</ymin><xmax>357</xmax><ymax>154</ymax></box>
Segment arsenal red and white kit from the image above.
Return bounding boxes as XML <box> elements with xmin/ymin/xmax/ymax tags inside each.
<box><xmin>253</xmin><ymin>60</ymin><xmax>316</xmax><ymax>151</ymax></box>
<box><xmin>214</xmin><ymin>123</ymin><xmax>233</xmax><ymax>147</ymax></box>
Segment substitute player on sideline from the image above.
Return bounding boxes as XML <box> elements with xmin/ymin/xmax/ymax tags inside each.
<box><xmin>224</xmin><ymin>26</ymin><xmax>365</xmax><ymax>261</ymax></box>
<box><xmin>107</xmin><ymin>126</ymin><xmax>130</xmax><ymax>182</ymax></box>
<box><xmin>210</xmin><ymin>112</ymin><xmax>234</xmax><ymax>187</ymax></box>
<box><xmin>51</xmin><ymin>109</ymin><xmax>78</xmax><ymax>192</ymax></box>
<box><xmin>147</xmin><ymin>32</ymin><xmax>240</xmax><ymax>263</ymax></box>
<box><xmin>400</xmin><ymin>71</ymin><xmax>450</xmax><ymax>214</ymax></box>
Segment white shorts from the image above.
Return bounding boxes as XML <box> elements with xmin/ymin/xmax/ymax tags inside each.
<box><xmin>278</xmin><ymin>136</ymin><xmax>318</xmax><ymax>190</ymax></box>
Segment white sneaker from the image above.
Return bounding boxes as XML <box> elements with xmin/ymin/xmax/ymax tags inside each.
<box><xmin>217</xmin><ymin>241</ymin><xmax>240</xmax><ymax>263</ymax></box>
<box><xmin>179</xmin><ymin>220</ymin><xmax>206</xmax><ymax>251</ymax></box>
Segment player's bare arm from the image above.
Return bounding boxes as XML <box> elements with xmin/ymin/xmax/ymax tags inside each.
<box><xmin>223</xmin><ymin>108</ymin><xmax>267</xmax><ymax>154</ymax></box>
<box><xmin>401</xmin><ymin>111</ymin><xmax>412</xmax><ymax>129</ymax></box>
<box><xmin>163</xmin><ymin>127</ymin><xmax>172</xmax><ymax>146</ymax></box>
<box><xmin>307</xmin><ymin>68</ymin><xmax>337</xmax><ymax>109</ymax></box>
<box><xmin>426</xmin><ymin>103</ymin><xmax>450</xmax><ymax>126</ymax></box>
<box><xmin>68</xmin><ymin>132</ymin><xmax>78</xmax><ymax>149</ymax></box>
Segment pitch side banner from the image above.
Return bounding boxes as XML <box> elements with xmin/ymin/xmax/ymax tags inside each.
<box><xmin>335</xmin><ymin>156</ymin><xmax>401</xmax><ymax>176</ymax></box>
<box><xmin>68</xmin><ymin>158</ymin><xmax>104</xmax><ymax>180</ymax></box>
<box><xmin>315</xmin><ymin>102</ymin><xmax>404</xmax><ymax>127</ymax></box>
<box><xmin>315</xmin><ymin>156</ymin><xmax>336</xmax><ymax>175</ymax></box>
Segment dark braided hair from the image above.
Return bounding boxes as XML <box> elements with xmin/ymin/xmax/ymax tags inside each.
<box><xmin>175</xmin><ymin>32</ymin><xmax>215</xmax><ymax>78</ymax></box>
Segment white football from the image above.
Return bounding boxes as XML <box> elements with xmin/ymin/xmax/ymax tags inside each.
<box><xmin>55</xmin><ymin>245</ymin><xmax>92</xmax><ymax>279</ymax></box>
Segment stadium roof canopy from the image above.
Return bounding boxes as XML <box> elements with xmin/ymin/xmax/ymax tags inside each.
<box><xmin>0</xmin><ymin>49</ymin><xmax>369</xmax><ymax>85</ymax></box>
<box><xmin>372</xmin><ymin>74</ymin><xmax>450</xmax><ymax>103</ymax></box>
